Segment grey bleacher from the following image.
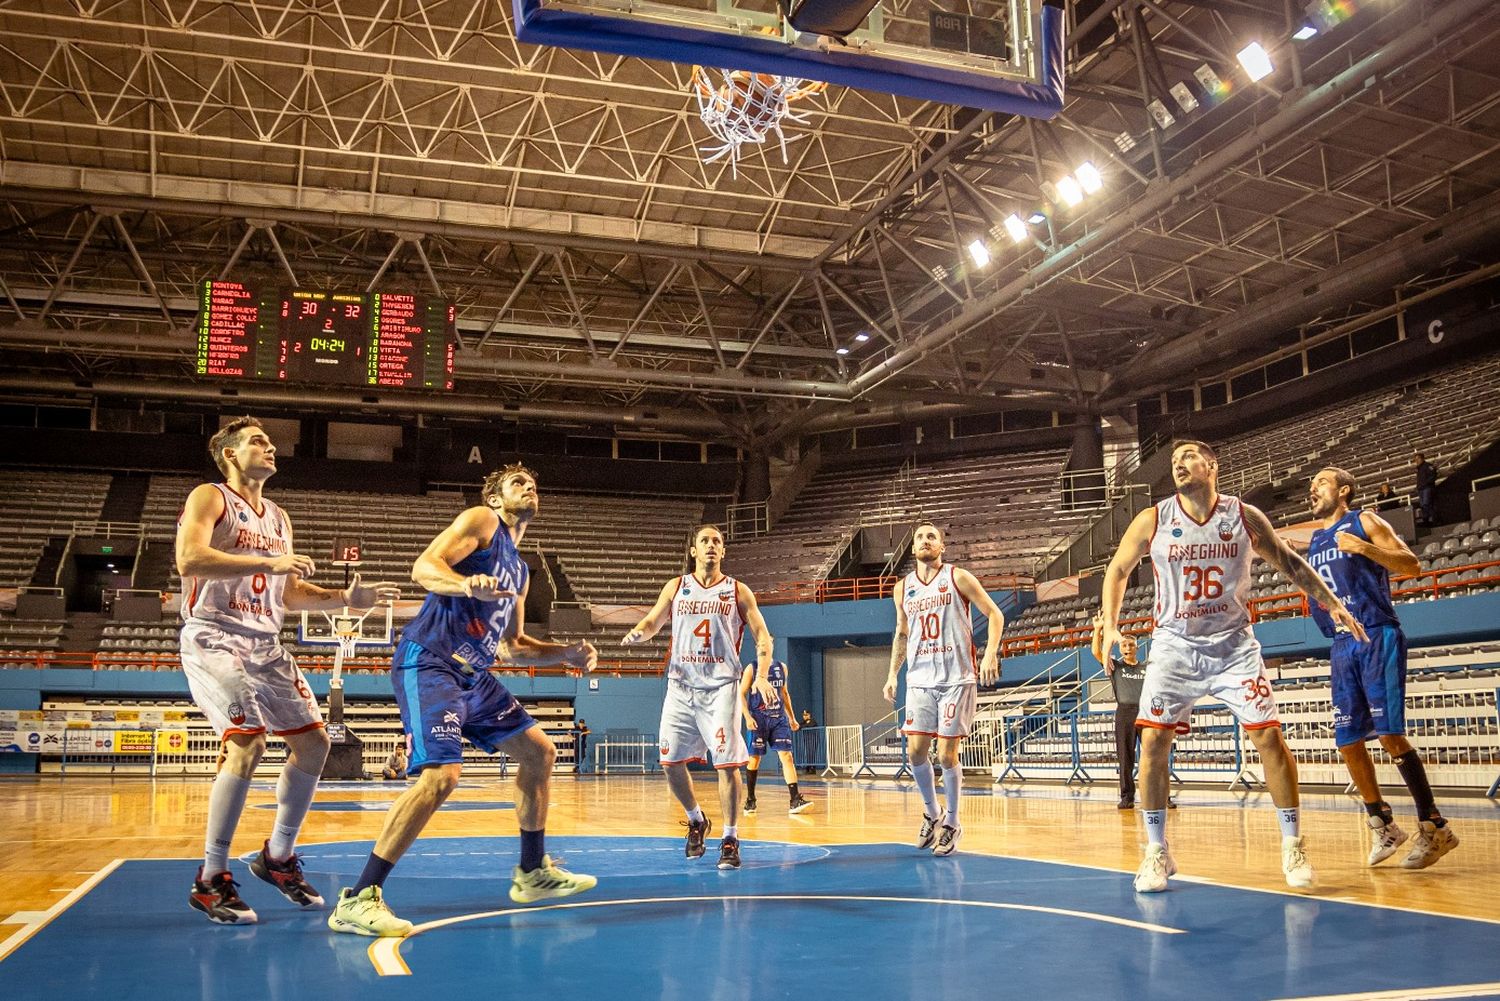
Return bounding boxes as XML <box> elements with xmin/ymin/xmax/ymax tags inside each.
<box><xmin>0</xmin><ymin>618</ymin><xmax>66</xmax><ymax>653</ymax></box>
<box><xmin>0</xmin><ymin>470</ymin><xmax>113</xmax><ymax>586</ymax></box>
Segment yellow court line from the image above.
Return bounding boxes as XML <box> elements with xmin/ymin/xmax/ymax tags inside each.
<box><xmin>367</xmin><ymin>893</ymin><xmax>1187</xmax><ymax>976</ymax></box>
<box><xmin>0</xmin><ymin>859</ymin><xmax>123</xmax><ymax>964</ymax></box>
<box><xmin>1271</xmin><ymin>982</ymin><xmax>1500</xmax><ymax>1000</ymax></box>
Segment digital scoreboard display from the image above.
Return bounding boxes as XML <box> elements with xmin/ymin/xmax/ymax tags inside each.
<box><xmin>197</xmin><ymin>282</ymin><xmax>455</xmax><ymax>389</ymax></box>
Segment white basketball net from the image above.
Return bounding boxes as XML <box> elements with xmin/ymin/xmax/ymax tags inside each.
<box><xmin>692</xmin><ymin>68</ymin><xmax>824</xmax><ymax>177</ymax></box>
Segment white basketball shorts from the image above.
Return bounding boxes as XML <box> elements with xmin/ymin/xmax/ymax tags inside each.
<box><xmin>1137</xmin><ymin>628</ymin><xmax>1278</xmax><ymax>732</ymax></box>
<box><xmin>658</xmin><ymin>679</ymin><xmax>748</xmax><ymax>768</ymax></box>
<box><xmin>903</xmin><ymin>683</ymin><xmax>977</xmax><ymax>740</ymax></box>
<box><xmin>180</xmin><ymin>620</ymin><xmax>323</xmax><ymax>738</ymax></box>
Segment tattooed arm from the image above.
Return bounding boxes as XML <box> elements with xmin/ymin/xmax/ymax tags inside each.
<box><xmin>1241</xmin><ymin>503</ymin><xmax>1369</xmax><ymax>643</ymax></box>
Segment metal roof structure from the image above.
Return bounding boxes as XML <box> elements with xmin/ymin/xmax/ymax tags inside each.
<box><xmin>0</xmin><ymin>0</ymin><xmax>1496</xmax><ymax>445</ymax></box>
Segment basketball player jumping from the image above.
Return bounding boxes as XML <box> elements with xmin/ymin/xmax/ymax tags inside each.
<box><xmin>1307</xmin><ymin>467</ymin><xmax>1459</xmax><ymax>868</ymax></box>
<box><xmin>1098</xmin><ymin>441</ymin><xmax>1368</xmax><ymax>893</ymax></box>
<box><xmin>177</xmin><ymin>417</ymin><xmax>400</xmax><ymax>925</ymax></box>
<box><xmin>329</xmin><ymin>464</ymin><xmax>598</xmax><ymax>937</ymax></box>
<box><xmin>622</xmin><ymin>525</ymin><xmax>776</xmax><ymax>871</ymax></box>
<box><xmin>883</xmin><ymin>521</ymin><xmax>1004</xmax><ymax>857</ymax></box>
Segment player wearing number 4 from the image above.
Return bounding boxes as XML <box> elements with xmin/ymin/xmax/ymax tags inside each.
<box><xmin>1307</xmin><ymin>468</ymin><xmax>1458</xmax><ymax>869</ymax></box>
<box><xmin>329</xmin><ymin>464</ymin><xmax>599</xmax><ymax>937</ymax></box>
<box><xmin>1099</xmin><ymin>440</ymin><xmax>1369</xmax><ymax>894</ymax></box>
<box><xmin>623</xmin><ymin>525</ymin><xmax>776</xmax><ymax>871</ymax></box>
<box><xmin>884</xmin><ymin>522</ymin><xmax>1005</xmax><ymax>857</ymax></box>
<box><xmin>176</xmin><ymin>417</ymin><xmax>401</xmax><ymax>925</ymax></box>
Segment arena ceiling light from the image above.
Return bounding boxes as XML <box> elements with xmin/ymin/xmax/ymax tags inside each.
<box><xmin>1292</xmin><ymin>24</ymin><xmax>1318</xmax><ymax>40</ymax></box>
<box><xmin>1002</xmin><ymin>214</ymin><xmax>1028</xmax><ymax>243</ymax></box>
<box><xmin>967</xmin><ymin>239</ymin><xmax>991</xmax><ymax>268</ymax></box>
<box><xmin>835</xmin><ymin>346</ymin><xmax>851</xmax><ymax>355</ymax></box>
<box><xmin>1075</xmin><ymin>162</ymin><xmax>1103</xmax><ymax>195</ymax></box>
<box><xmin>1055</xmin><ymin>175</ymin><xmax>1084</xmax><ymax>207</ymax></box>
<box><xmin>1237</xmin><ymin>42</ymin><xmax>1274</xmax><ymax>82</ymax></box>
<box><xmin>853</xmin><ymin>331</ymin><xmax>871</xmax><ymax>343</ymax></box>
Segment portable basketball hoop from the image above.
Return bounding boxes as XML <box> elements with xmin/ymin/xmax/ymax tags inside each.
<box><xmin>690</xmin><ymin>65</ymin><xmax>826</xmax><ymax>175</ymax></box>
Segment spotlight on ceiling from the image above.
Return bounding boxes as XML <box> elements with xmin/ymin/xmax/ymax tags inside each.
<box><xmin>1055</xmin><ymin>175</ymin><xmax>1084</xmax><ymax>207</ymax></box>
<box><xmin>1003</xmin><ymin>214</ymin><xmax>1028</xmax><ymax>243</ymax></box>
<box><xmin>1292</xmin><ymin>24</ymin><xmax>1318</xmax><ymax>40</ymax></box>
<box><xmin>1237</xmin><ymin>42</ymin><xmax>1274</xmax><ymax>82</ymax></box>
<box><xmin>1075</xmin><ymin>161</ymin><xmax>1103</xmax><ymax>195</ymax></box>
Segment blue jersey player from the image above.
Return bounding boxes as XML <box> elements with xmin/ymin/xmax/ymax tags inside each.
<box><xmin>329</xmin><ymin>464</ymin><xmax>599</xmax><ymax>937</ymax></box>
<box><xmin>739</xmin><ymin>660</ymin><xmax>812</xmax><ymax>815</ymax></box>
<box><xmin>1307</xmin><ymin>467</ymin><xmax>1458</xmax><ymax>870</ymax></box>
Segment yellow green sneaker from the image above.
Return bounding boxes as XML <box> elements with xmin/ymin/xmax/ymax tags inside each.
<box><xmin>509</xmin><ymin>855</ymin><xmax>597</xmax><ymax>904</ymax></box>
<box><xmin>327</xmin><ymin>886</ymin><xmax>413</xmax><ymax>937</ymax></box>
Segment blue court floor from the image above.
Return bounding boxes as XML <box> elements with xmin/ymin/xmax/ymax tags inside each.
<box><xmin>5</xmin><ymin>833</ymin><xmax>1500</xmax><ymax>1001</ymax></box>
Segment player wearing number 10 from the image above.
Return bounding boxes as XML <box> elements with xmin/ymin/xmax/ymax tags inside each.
<box><xmin>623</xmin><ymin>525</ymin><xmax>776</xmax><ymax>871</ymax></box>
<box><xmin>1098</xmin><ymin>440</ymin><xmax>1369</xmax><ymax>894</ymax></box>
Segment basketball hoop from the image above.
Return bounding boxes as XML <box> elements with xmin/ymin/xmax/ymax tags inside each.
<box><xmin>690</xmin><ymin>65</ymin><xmax>825</xmax><ymax>176</ymax></box>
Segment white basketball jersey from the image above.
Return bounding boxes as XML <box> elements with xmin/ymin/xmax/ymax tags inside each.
<box><xmin>667</xmin><ymin>573</ymin><xmax>744</xmax><ymax>689</ymax></box>
<box><xmin>901</xmin><ymin>564</ymin><xmax>976</xmax><ymax>688</ymax></box>
<box><xmin>181</xmin><ymin>483</ymin><xmax>290</xmax><ymax>637</ymax></box>
<box><xmin>1150</xmin><ymin>493</ymin><xmax>1254</xmax><ymax>639</ymax></box>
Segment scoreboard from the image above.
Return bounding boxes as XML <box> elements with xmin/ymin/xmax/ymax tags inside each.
<box><xmin>197</xmin><ymin>282</ymin><xmax>456</xmax><ymax>389</ymax></box>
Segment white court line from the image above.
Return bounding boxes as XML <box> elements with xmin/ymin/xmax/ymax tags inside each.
<box><xmin>366</xmin><ymin>893</ymin><xmax>1187</xmax><ymax>976</ymax></box>
<box><xmin>1271</xmin><ymin>982</ymin><xmax>1500</xmax><ymax>1000</ymax></box>
<box><xmin>0</xmin><ymin>859</ymin><xmax>123</xmax><ymax>964</ymax></box>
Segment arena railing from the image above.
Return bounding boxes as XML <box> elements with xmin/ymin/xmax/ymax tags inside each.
<box><xmin>0</xmin><ymin>650</ymin><xmax>669</xmax><ymax>676</ymax></box>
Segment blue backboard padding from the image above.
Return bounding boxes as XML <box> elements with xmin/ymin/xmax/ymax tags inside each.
<box><xmin>513</xmin><ymin>0</ymin><xmax>1064</xmax><ymax>116</ymax></box>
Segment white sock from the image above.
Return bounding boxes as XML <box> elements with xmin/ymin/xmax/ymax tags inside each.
<box><xmin>1143</xmin><ymin>809</ymin><xmax>1167</xmax><ymax>848</ymax></box>
<box><xmin>724</xmin><ymin>826</ymin><xmax>738</xmax><ymax>839</ymax></box>
<box><xmin>266</xmin><ymin>763</ymin><xmax>321</xmax><ymax>861</ymax></box>
<box><xmin>912</xmin><ymin>761</ymin><xmax>940</xmax><ymax>818</ymax></box>
<box><xmin>1277</xmin><ymin>807</ymin><xmax>1301</xmax><ymax>839</ymax></box>
<box><xmin>203</xmin><ymin>770</ymin><xmax>253</xmax><ymax>875</ymax></box>
<box><xmin>942</xmin><ymin>765</ymin><xmax>962</xmax><ymax>823</ymax></box>
<box><xmin>686</xmin><ymin>806</ymin><xmax>705</xmax><ymax>823</ymax></box>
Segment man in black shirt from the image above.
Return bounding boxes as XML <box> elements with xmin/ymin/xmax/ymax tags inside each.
<box><xmin>1413</xmin><ymin>454</ymin><xmax>1437</xmax><ymax>525</ymax></box>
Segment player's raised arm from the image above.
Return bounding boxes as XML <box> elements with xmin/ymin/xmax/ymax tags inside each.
<box><xmin>175</xmin><ymin>484</ymin><xmax>315</xmax><ymax>581</ymax></box>
<box><xmin>953</xmin><ymin>567</ymin><xmax>1004</xmax><ymax>686</ymax></box>
<box><xmin>883</xmin><ymin>587</ymin><xmax>908</xmax><ymax>704</ymax></box>
<box><xmin>1345</xmin><ymin>511</ymin><xmax>1422</xmax><ymax>577</ymax></box>
<box><xmin>621</xmin><ymin>577</ymin><xmax>679</xmax><ymax>645</ymax></box>
<box><xmin>412</xmin><ymin>506</ymin><xmax>511</xmax><ymax>599</ymax></box>
<box><xmin>1099</xmin><ymin>506</ymin><xmax>1156</xmax><ymax>670</ymax></box>
<box><xmin>280</xmin><ymin>513</ymin><xmax>399</xmax><ymax>611</ymax></box>
<box><xmin>1243</xmin><ymin>503</ymin><xmax>1369</xmax><ymax>643</ymax></box>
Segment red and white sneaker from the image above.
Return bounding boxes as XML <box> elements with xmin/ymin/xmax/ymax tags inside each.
<box><xmin>248</xmin><ymin>842</ymin><xmax>325</xmax><ymax>908</ymax></box>
<box><xmin>190</xmin><ymin>868</ymin><xmax>258</xmax><ymax>925</ymax></box>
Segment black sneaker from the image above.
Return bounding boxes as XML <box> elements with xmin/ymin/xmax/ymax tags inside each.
<box><xmin>744</xmin><ymin>797</ymin><xmax>757</xmax><ymax>815</ymax></box>
<box><xmin>683</xmin><ymin>816</ymin><xmax>712</xmax><ymax>859</ymax></box>
<box><xmin>788</xmin><ymin>795</ymin><xmax>813</xmax><ymax>815</ymax></box>
<box><xmin>718</xmin><ymin>837</ymin><xmax>741</xmax><ymax>870</ymax></box>
<box><xmin>190</xmin><ymin>868</ymin><xmax>258</xmax><ymax>925</ymax></box>
<box><xmin>1117</xmin><ymin>797</ymin><xmax>1134</xmax><ymax>810</ymax></box>
<box><xmin>249</xmin><ymin>841</ymin><xmax>325</xmax><ymax>908</ymax></box>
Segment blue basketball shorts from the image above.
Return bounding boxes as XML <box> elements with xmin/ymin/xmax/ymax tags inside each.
<box><xmin>391</xmin><ymin>640</ymin><xmax>537</xmax><ymax>773</ymax></box>
<box><xmin>748</xmin><ymin>710</ymin><xmax>794</xmax><ymax>756</ymax></box>
<box><xmin>1330</xmin><ymin>625</ymin><xmax>1407</xmax><ymax>747</ymax></box>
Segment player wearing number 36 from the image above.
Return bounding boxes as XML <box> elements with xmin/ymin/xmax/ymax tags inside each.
<box><xmin>622</xmin><ymin>525</ymin><xmax>776</xmax><ymax>872</ymax></box>
<box><xmin>176</xmin><ymin>416</ymin><xmax>401</xmax><ymax>926</ymax></box>
<box><xmin>1098</xmin><ymin>440</ymin><xmax>1369</xmax><ymax>894</ymax></box>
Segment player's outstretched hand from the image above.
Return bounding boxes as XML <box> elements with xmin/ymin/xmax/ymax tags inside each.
<box><xmin>1330</xmin><ymin>604</ymin><xmax>1370</xmax><ymax>644</ymax></box>
<box><xmin>344</xmin><ymin>573</ymin><xmax>400</xmax><ymax>609</ymax></box>
<box><xmin>462</xmin><ymin>574</ymin><xmax>513</xmax><ymax>601</ymax></box>
<box><xmin>271</xmin><ymin>553</ymin><xmax>317</xmax><ymax>578</ymax></box>
<box><xmin>620</xmin><ymin>627</ymin><xmax>646</xmax><ymax>646</ymax></box>
<box><xmin>564</xmin><ymin>640</ymin><xmax>598</xmax><ymax>672</ymax></box>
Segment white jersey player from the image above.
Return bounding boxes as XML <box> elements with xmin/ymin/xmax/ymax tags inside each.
<box><xmin>623</xmin><ymin>525</ymin><xmax>775</xmax><ymax>871</ymax></box>
<box><xmin>884</xmin><ymin>522</ymin><xmax>1005</xmax><ymax>857</ymax></box>
<box><xmin>175</xmin><ymin>417</ymin><xmax>398</xmax><ymax>926</ymax></box>
<box><xmin>1099</xmin><ymin>440</ymin><xmax>1367</xmax><ymax>894</ymax></box>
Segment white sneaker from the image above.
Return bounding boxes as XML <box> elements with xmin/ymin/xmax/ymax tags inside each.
<box><xmin>1133</xmin><ymin>844</ymin><xmax>1175</xmax><ymax>893</ymax></box>
<box><xmin>916</xmin><ymin>810</ymin><xmax>947</xmax><ymax>850</ymax></box>
<box><xmin>1366</xmin><ymin>816</ymin><xmax>1409</xmax><ymax>866</ymax></box>
<box><xmin>932</xmin><ymin>823</ymin><xmax>962</xmax><ymax>857</ymax></box>
<box><xmin>1400</xmin><ymin>821</ymin><xmax>1458</xmax><ymax>870</ymax></box>
<box><xmin>1282</xmin><ymin>835</ymin><xmax>1315</xmax><ymax>889</ymax></box>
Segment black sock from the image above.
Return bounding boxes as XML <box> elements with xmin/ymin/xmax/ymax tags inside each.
<box><xmin>520</xmin><ymin>828</ymin><xmax>546</xmax><ymax>871</ymax></box>
<box><xmin>789</xmin><ymin>782</ymin><xmax>799</xmax><ymax>801</ymax></box>
<box><xmin>353</xmin><ymin>852</ymin><xmax>395</xmax><ymax>894</ymax></box>
<box><xmin>1393</xmin><ymin>751</ymin><xmax>1441</xmax><ymax>824</ymax></box>
<box><xmin>746</xmin><ymin>770</ymin><xmax>758</xmax><ymax>796</ymax></box>
<box><xmin>1363</xmin><ymin>800</ymin><xmax>1393</xmax><ymax>823</ymax></box>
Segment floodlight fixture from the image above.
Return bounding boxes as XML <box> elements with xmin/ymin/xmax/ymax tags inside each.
<box><xmin>1237</xmin><ymin>42</ymin><xmax>1274</xmax><ymax>82</ymax></box>
<box><xmin>853</xmin><ymin>331</ymin><xmax>871</xmax><ymax>343</ymax></box>
<box><xmin>835</xmin><ymin>346</ymin><xmax>850</xmax><ymax>355</ymax></box>
<box><xmin>1003</xmin><ymin>214</ymin><xmax>1028</xmax><ymax>243</ymax></box>
<box><xmin>1075</xmin><ymin>161</ymin><xmax>1103</xmax><ymax>194</ymax></box>
<box><xmin>967</xmin><ymin>239</ymin><xmax>991</xmax><ymax>268</ymax></box>
<box><xmin>1293</xmin><ymin>24</ymin><xmax>1318</xmax><ymax>39</ymax></box>
<box><xmin>1055</xmin><ymin>176</ymin><xmax>1084</xmax><ymax>207</ymax></box>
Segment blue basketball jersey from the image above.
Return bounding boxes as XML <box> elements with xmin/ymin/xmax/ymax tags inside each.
<box><xmin>1306</xmin><ymin>509</ymin><xmax>1400</xmax><ymax>639</ymax></box>
<box><xmin>400</xmin><ymin>516</ymin><xmax>530</xmax><ymax>670</ymax></box>
<box><xmin>746</xmin><ymin>660</ymin><xmax>787</xmax><ymax>715</ymax></box>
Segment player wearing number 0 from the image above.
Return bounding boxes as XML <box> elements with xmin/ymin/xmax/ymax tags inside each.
<box><xmin>329</xmin><ymin>464</ymin><xmax>598</xmax><ymax>937</ymax></box>
<box><xmin>1307</xmin><ymin>467</ymin><xmax>1459</xmax><ymax>868</ymax></box>
<box><xmin>1099</xmin><ymin>440</ymin><xmax>1369</xmax><ymax>893</ymax></box>
<box><xmin>622</xmin><ymin>525</ymin><xmax>776</xmax><ymax>871</ymax></box>
<box><xmin>883</xmin><ymin>522</ymin><xmax>1005</xmax><ymax>857</ymax></box>
<box><xmin>176</xmin><ymin>417</ymin><xmax>401</xmax><ymax>925</ymax></box>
